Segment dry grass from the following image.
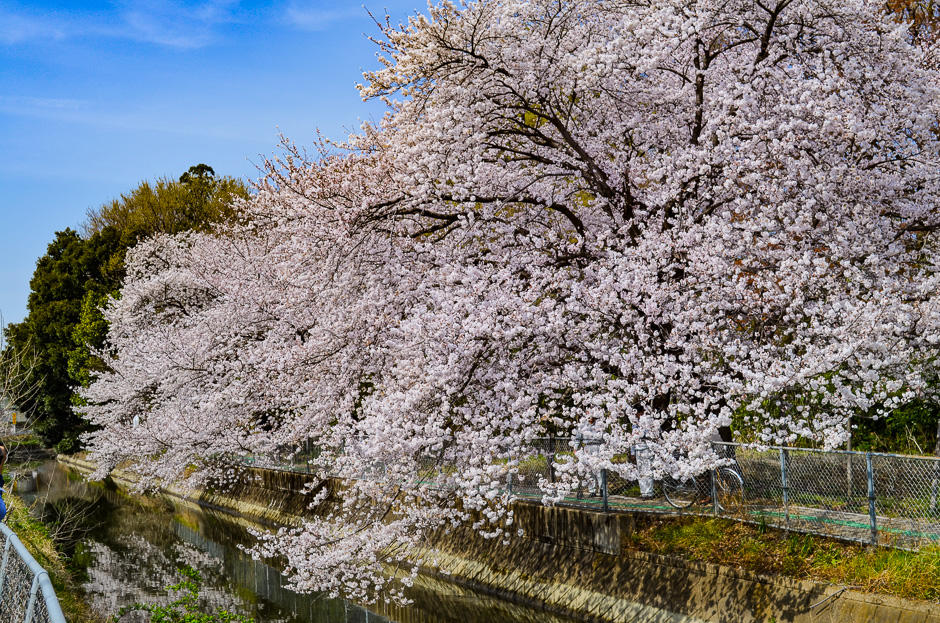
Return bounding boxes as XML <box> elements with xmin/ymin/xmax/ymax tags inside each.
<box><xmin>5</xmin><ymin>494</ymin><xmax>104</xmax><ymax>622</ymax></box>
<box><xmin>628</xmin><ymin>516</ymin><xmax>940</xmax><ymax>603</ymax></box>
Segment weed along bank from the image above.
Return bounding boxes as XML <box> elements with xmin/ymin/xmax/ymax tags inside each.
<box><xmin>58</xmin><ymin>454</ymin><xmax>940</xmax><ymax>622</ymax></box>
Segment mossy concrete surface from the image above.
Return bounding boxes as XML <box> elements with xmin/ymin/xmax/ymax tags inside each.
<box><xmin>425</xmin><ymin>503</ymin><xmax>940</xmax><ymax>622</ymax></box>
<box><xmin>58</xmin><ymin>454</ymin><xmax>320</xmax><ymax>527</ymax></box>
<box><xmin>57</xmin><ymin>455</ymin><xmax>940</xmax><ymax>622</ymax></box>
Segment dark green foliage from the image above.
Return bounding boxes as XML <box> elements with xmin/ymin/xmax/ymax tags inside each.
<box><xmin>67</xmin><ymin>290</ymin><xmax>113</xmax><ymax>393</ymax></box>
<box><xmin>115</xmin><ymin>566</ymin><xmax>255</xmax><ymax>623</ymax></box>
<box><xmin>851</xmin><ymin>400</ymin><xmax>940</xmax><ymax>455</ymax></box>
<box><xmin>3</xmin><ymin>228</ymin><xmax>124</xmax><ymax>451</ymax></box>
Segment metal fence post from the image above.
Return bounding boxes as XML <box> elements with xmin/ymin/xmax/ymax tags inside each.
<box><xmin>24</xmin><ymin>573</ymin><xmax>41</xmax><ymax>623</ymax></box>
<box><xmin>866</xmin><ymin>452</ymin><xmax>877</xmax><ymax>545</ymax></box>
<box><xmin>601</xmin><ymin>468</ymin><xmax>609</xmax><ymax>513</ymax></box>
<box><xmin>547</xmin><ymin>439</ymin><xmax>557</xmax><ymax>484</ymax></box>
<box><xmin>506</xmin><ymin>456</ymin><xmax>513</xmax><ymax>495</ymax></box>
<box><xmin>710</xmin><ymin>469</ymin><xmax>719</xmax><ymax>517</ymax></box>
<box><xmin>780</xmin><ymin>448</ymin><xmax>790</xmax><ymax>530</ymax></box>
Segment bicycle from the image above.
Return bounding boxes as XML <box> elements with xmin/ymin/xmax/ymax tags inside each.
<box><xmin>662</xmin><ymin>463</ymin><xmax>744</xmax><ymax>511</ymax></box>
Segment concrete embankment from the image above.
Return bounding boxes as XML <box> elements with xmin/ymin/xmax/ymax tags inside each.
<box><xmin>58</xmin><ymin>454</ymin><xmax>940</xmax><ymax>623</ymax></box>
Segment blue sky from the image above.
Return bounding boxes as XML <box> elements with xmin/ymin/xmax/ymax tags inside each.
<box><xmin>0</xmin><ymin>0</ymin><xmax>425</xmax><ymax>326</ymax></box>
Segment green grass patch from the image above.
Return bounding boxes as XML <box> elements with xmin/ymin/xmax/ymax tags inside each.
<box><xmin>6</xmin><ymin>459</ymin><xmax>45</xmax><ymax>471</ymax></box>
<box><xmin>5</xmin><ymin>495</ymin><xmax>103</xmax><ymax>622</ymax></box>
<box><xmin>628</xmin><ymin>515</ymin><xmax>940</xmax><ymax>603</ymax></box>
<box><xmin>6</xmin><ymin>433</ymin><xmax>44</xmax><ymax>447</ymax></box>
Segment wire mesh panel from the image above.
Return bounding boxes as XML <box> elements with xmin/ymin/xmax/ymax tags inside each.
<box><xmin>871</xmin><ymin>453</ymin><xmax>940</xmax><ymax>549</ymax></box>
<box><xmin>0</xmin><ymin>552</ymin><xmax>33</xmax><ymax>623</ymax></box>
<box><xmin>0</xmin><ymin>522</ymin><xmax>67</xmax><ymax>623</ymax></box>
<box><xmin>706</xmin><ymin>445</ymin><xmax>940</xmax><ymax>547</ymax></box>
<box><xmin>266</xmin><ymin>437</ymin><xmax>940</xmax><ymax>550</ymax></box>
<box><xmin>512</xmin><ymin>438</ymin><xmax>612</xmax><ymax>511</ymax></box>
<box><xmin>776</xmin><ymin>448</ymin><xmax>868</xmax><ymax>542</ymax></box>
<box><xmin>29</xmin><ymin>598</ymin><xmax>51</xmax><ymax>623</ymax></box>
<box><xmin>512</xmin><ymin>438</ymin><xmax>562</xmax><ymax>500</ymax></box>
<box><xmin>723</xmin><ymin>444</ymin><xmax>783</xmax><ymax>520</ymax></box>
<box><xmin>605</xmin><ymin>465</ymin><xmax>641</xmax><ymax>500</ymax></box>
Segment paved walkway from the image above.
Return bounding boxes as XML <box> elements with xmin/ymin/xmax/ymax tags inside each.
<box><xmin>511</xmin><ymin>488</ymin><xmax>940</xmax><ymax>549</ymax></box>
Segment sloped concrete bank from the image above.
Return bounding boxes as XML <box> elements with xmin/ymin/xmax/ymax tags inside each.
<box><xmin>58</xmin><ymin>454</ymin><xmax>317</xmax><ymax>526</ymax></box>
<box><xmin>58</xmin><ymin>455</ymin><xmax>940</xmax><ymax>623</ymax></box>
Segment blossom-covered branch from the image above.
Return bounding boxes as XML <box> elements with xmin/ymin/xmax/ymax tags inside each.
<box><xmin>82</xmin><ymin>0</ymin><xmax>940</xmax><ymax>601</ymax></box>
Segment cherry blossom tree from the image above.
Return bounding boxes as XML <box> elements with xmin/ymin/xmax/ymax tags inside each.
<box><xmin>82</xmin><ymin>0</ymin><xmax>940</xmax><ymax>601</ymax></box>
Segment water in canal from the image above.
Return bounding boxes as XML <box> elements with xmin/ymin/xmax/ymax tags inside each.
<box><xmin>23</xmin><ymin>462</ymin><xmax>579</xmax><ymax>623</ymax></box>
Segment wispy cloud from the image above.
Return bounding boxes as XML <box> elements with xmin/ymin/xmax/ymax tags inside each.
<box><xmin>0</xmin><ymin>8</ymin><xmax>67</xmax><ymax>45</ymax></box>
<box><xmin>115</xmin><ymin>0</ymin><xmax>242</xmax><ymax>48</ymax></box>
<box><xmin>0</xmin><ymin>95</ymin><xmax>89</xmax><ymax>113</ymax></box>
<box><xmin>0</xmin><ymin>94</ymin><xmax>256</xmax><ymax>142</ymax></box>
<box><xmin>0</xmin><ymin>1</ymin><xmax>244</xmax><ymax>49</ymax></box>
<box><xmin>284</xmin><ymin>3</ymin><xmax>367</xmax><ymax>31</ymax></box>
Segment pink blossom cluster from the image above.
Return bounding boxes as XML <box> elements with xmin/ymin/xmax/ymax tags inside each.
<box><xmin>81</xmin><ymin>0</ymin><xmax>940</xmax><ymax>601</ymax></box>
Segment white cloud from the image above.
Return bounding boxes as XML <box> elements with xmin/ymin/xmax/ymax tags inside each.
<box><xmin>285</xmin><ymin>3</ymin><xmax>366</xmax><ymax>31</ymax></box>
<box><xmin>0</xmin><ymin>1</ymin><xmax>245</xmax><ymax>49</ymax></box>
<box><xmin>0</xmin><ymin>95</ymin><xmax>88</xmax><ymax>113</ymax></box>
<box><xmin>115</xmin><ymin>0</ymin><xmax>243</xmax><ymax>48</ymax></box>
<box><xmin>0</xmin><ymin>9</ymin><xmax>67</xmax><ymax>45</ymax></box>
<box><xmin>0</xmin><ymin>94</ymin><xmax>258</xmax><ymax>142</ymax></box>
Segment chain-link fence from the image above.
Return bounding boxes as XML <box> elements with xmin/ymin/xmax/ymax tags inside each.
<box><xmin>262</xmin><ymin>438</ymin><xmax>940</xmax><ymax>550</ymax></box>
<box><xmin>0</xmin><ymin>521</ymin><xmax>66</xmax><ymax>623</ymax></box>
<box><xmin>727</xmin><ymin>444</ymin><xmax>940</xmax><ymax>549</ymax></box>
<box><xmin>511</xmin><ymin>440</ymin><xmax>940</xmax><ymax>549</ymax></box>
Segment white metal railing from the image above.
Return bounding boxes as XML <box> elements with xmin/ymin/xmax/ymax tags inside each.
<box><xmin>0</xmin><ymin>521</ymin><xmax>67</xmax><ymax>623</ymax></box>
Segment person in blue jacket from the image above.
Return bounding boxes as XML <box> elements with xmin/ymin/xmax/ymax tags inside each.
<box><xmin>0</xmin><ymin>438</ymin><xmax>7</xmax><ymax>521</ymax></box>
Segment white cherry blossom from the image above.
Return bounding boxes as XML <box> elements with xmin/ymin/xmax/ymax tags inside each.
<box><xmin>82</xmin><ymin>0</ymin><xmax>940</xmax><ymax>601</ymax></box>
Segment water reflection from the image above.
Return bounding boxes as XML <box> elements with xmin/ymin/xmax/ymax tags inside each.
<box><xmin>30</xmin><ymin>463</ymin><xmax>577</xmax><ymax>623</ymax></box>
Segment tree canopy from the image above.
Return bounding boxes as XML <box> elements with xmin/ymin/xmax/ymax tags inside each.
<box><xmin>4</xmin><ymin>166</ymin><xmax>249</xmax><ymax>451</ymax></box>
<box><xmin>83</xmin><ymin>164</ymin><xmax>247</xmax><ymax>243</ymax></box>
<box><xmin>81</xmin><ymin>0</ymin><xmax>940</xmax><ymax>602</ymax></box>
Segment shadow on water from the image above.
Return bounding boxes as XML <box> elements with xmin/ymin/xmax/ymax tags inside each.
<box><xmin>26</xmin><ymin>462</ymin><xmax>578</xmax><ymax>623</ymax></box>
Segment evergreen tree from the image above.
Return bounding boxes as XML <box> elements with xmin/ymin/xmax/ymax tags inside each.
<box><xmin>5</xmin><ymin>228</ymin><xmax>122</xmax><ymax>450</ymax></box>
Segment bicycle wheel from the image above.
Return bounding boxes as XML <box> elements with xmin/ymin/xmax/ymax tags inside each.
<box><xmin>715</xmin><ymin>467</ymin><xmax>744</xmax><ymax>512</ymax></box>
<box><xmin>662</xmin><ymin>475</ymin><xmax>699</xmax><ymax>508</ymax></box>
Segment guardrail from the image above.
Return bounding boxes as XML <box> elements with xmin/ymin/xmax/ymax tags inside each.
<box><xmin>0</xmin><ymin>521</ymin><xmax>67</xmax><ymax>623</ymax></box>
<box><xmin>251</xmin><ymin>439</ymin><xmax>940</xmax><ymax>550</ymax></box>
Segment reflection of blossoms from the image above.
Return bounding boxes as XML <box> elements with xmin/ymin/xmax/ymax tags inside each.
<box><xmin>82</xmin><ymin>537</ymin><xmax>259</xmax><ymax>619</ymax></box>
<box><xmin>172</xmin><ymin>543</ymin><xmax>217</xmax><ymax>575</ymax></box>
<box><xmin>82</xmin><ymin>0</ymin><xmax>940</xmax><ymax>603</ymax></box>
<box><xmin>117</xmin><ymin>566</ymin><xmax>254</xmax><ymax>623</ymax></box>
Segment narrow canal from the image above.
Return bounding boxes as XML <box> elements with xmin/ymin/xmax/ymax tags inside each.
<box><xmin>22</xmin><ymin>461</ymin><xmax>579</xmax><ymax>623</ymax></box>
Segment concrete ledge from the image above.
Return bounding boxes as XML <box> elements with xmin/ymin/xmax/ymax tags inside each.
<box><xmin>57</xmin><ymin>454</ymin><xmax>320</xmax><ymax>528</ymax></box>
